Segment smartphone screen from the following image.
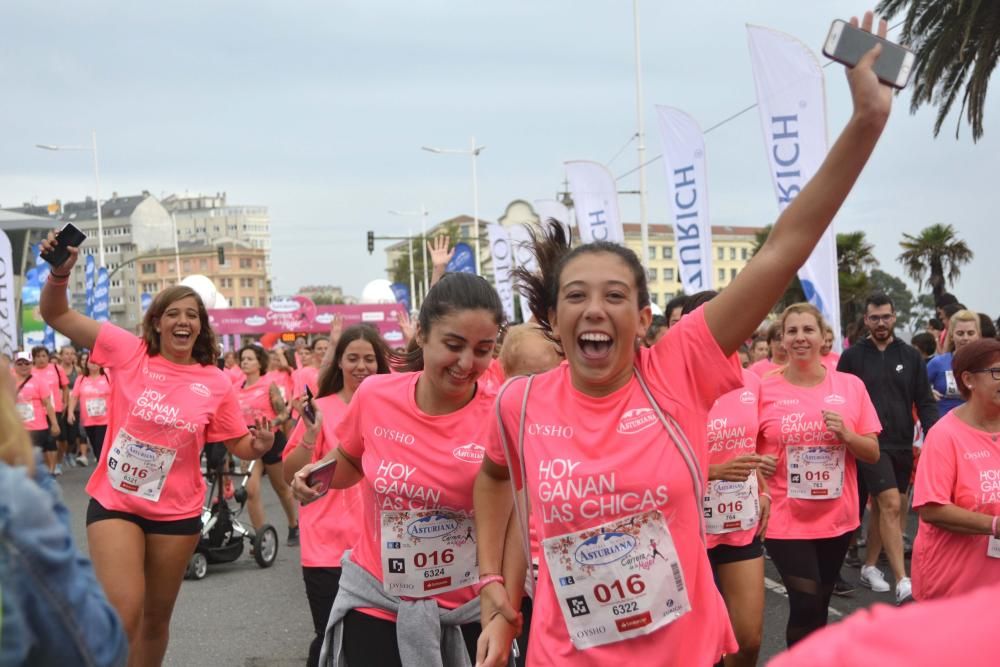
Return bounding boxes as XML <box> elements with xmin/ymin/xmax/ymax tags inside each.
<box><xmin>41</xmin><ymin>223</ymin><xmax>88</xmax><ymax>268</ymax></box>
<box><xmin>824</xmin><ymin>20</ymin><xmax>914</xmax><ymax>89</ymax></box>
<box><xmin>303</xmin><ymin>386</ymin><xmax>316</xmax><ymax>423</ymax></box>
<box><xmin>306</xmin><ymin>458</ymin><xmax>337</xmax><ymax>497</ymax></box>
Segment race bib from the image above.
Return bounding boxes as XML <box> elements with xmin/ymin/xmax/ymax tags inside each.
<box><xmin>944</xmin><ymin>371</ymin><xmax>960</xmax><ymax>398</ymax></box>
<box><xmin>86</xmin><ymin>397</ymin><xmax>107</xmax><ymax>417</ymax></box>
<box><xmin>15</xmin><ymin>402</ymin><xmax>35</xmax><ymax>423</ymax></box>
<box><xmin>106</xmin><ymin>429</ymin><xmax>178</xmax><ymax>502</ymax></box>
<box><xmin>988</xmin><ymin>536</ymin><xmax>1000</xmax><ymax>559</ymax></box>
<box><xmin>703</xmin><ymin>475</ymin><xmax>759</xmax><ymax>534</ymax></box>
<box><xmin>542</xmin><ymin>510</ymin><xmax>690</xmax><ymax>650</ymax></box>
<box><xmin>380</xmin><ymin>510</ymin><xmax>478</xmax><ymax>598</ymax></box>
<box><xmin>786</xmin><ymin>444</ymin><xmax>845</xmax><ymax>499</ymax></box>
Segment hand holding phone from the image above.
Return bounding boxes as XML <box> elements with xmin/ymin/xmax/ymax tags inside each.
<box><xmin>305</xmin><ymin>458</ymin><xmax>337</xmax><ymax>498</ymax></box>
<box><xmin>823</xmin><ymin>18</ymin><xmax>915</xmax><ymax>89</ymax></box>
<box><xmin>41</xmin><ymin>224</ymin><xmax>88</xmax><ymax>269</ymax></box>
<box><xmin>303</xmin><ymin>386</ymin><xmax>317</xmax><ymax>425</ymax></box>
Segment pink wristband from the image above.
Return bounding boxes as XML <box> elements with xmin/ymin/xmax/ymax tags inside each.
<box><xmin>760</xmin><ymin>492</ymin><xmax>773</xmax><ymax>502</ymax></box>
<box><xmin>473</xmin><ymin>574</ymin><xmax>505</xmax><ymax>595</ymax></box>
<box><xmin>992</xmin><ymin>515</ymin><xmax>999</xmax><ymax>538</ymax></box>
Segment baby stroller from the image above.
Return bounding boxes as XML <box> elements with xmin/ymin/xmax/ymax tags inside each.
<box><xmin>184</xmin><ymin>443</ymin><xmax>279</xmax><ymax>580</ymax></box>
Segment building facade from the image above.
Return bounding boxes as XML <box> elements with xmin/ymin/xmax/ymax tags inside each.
<box><xmin>137</xmin><ymin>241</ymin><xmax>271</xmax><ymax>308</ymax></box>
<box><xmin>161</xmin><ymin>192</ymin><xmax>272</xmax><ymax>273</ymax></box>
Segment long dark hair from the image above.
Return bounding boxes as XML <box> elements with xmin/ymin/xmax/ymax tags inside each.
<box><xmin>390</xmin><ymin>272</ymin><xmax>505</xmax><ymax>372</ymax></box>
<box><xmin>317</xmin><ymin>325</ymin><xmax>391</xmax><ymax>398</ymax></box>
<box><xmin>141</xmin><ymin>286</ymin><xmax>218</xmax><ymax>366</ymax></box>
<box><xmin>514</xmin><ymin>219</ymin><xmax>650</xmax><ymax>342</ymax></box>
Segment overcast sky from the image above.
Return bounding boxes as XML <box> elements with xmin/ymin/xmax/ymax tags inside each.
<box><xmin>2</xmin><ymin>1</ymin><xmax>997</xmax><ymax>316</ymax></box>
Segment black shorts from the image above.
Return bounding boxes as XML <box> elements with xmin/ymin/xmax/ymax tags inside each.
<box><xmin>261</xmin><ymin>429</ymin><xmax>288</xmax><ymax>466</ymax></box>
<box><xmin>56</xmin><ymin>411</ymin><xmax>72</xmax><ymax>442</ymax></box>
<box><xmin>86</xmin><ymin>498</ymin><xmax>203</xmax><ymax>536</ymax></box>
<box><xmin>858</xmin><ymin>449</ymin><xmax>914</xmax><ymax>496</ymax></box>
<box><xmin>28</xmin><ymin>429</ymin><xmax>56</xmax><ymax>452</ymax></box>
<box><xmin>708</xmin><ymin>537</ymin><xmax>764</xmax><ymax>567</ymax></box>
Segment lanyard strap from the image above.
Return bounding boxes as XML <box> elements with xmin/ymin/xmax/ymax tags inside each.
<box><xmin>494</xmin><ymin>374</ymin><xmax>535</xmax><ymax>598</ymax></box>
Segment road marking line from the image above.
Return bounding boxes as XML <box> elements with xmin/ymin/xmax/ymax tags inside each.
<box><xmin>764</xmin><ymin>576</ymin><xmax>843</xmax><ymax>618</ymax></box>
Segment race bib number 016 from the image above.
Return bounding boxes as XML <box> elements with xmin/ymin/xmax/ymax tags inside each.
<box><xmin>786</xmin><ymin>444</ymin><xmax>845</xmax><ymax>499</ymax></box>
<box><xmin>106</xmin><ymin>429</ymin><xmax>178</xmax><ymax>502</ymax></box>
<box><xmin>380</xmin><ymin>510</ymin><xmax>478</xmax><ymax>598</ymax></box>
<box><xmin>703</xmin><ymin>474</ymin><xmax>759</xmax><ymax>534</ymax></box>
<box><xmin>542</xmin><ymin>509</ymin><xmax>690</xmax><ymax>650</ymax></box>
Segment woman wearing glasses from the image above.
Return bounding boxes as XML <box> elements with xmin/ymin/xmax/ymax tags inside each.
<box><xmin>911</xmin><ymin>338</ymin><xmax>1000</xmax><ymax>601</ymax></box>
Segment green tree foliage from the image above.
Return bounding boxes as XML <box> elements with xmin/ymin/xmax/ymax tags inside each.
<box><xmin>897</xmin><ymin>223</ymin><xmax>973</xmax><ymax>299</ymax></box>
<box><xmin>877</xmin><ymin>0</ymin><xmax>1000</xmax><ymax>141</ymax></box>
<box><xmin>837</xmin><ymin>231</ymin><xmax>880</xmax><ymax>331</ymax></box>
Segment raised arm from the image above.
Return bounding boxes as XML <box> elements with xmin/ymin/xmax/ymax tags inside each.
<box><xmin>38</xmin><ymin>234</ymin><xmax>101</xmax><ymax>351</ymax></box>
<box><xmin>705</xmin><ymin>12</ymin><xmax>892</xmax><ymax>355</ymax></box>
<box><xmin>428</xmin><ymin>235</ymin><xmax>454</xmax><ymax>288</ymax></box>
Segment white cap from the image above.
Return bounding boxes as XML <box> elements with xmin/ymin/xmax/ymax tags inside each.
<box><xmin>14</xmin><ymin>350</ymin><xmax>32</xmax><ymax>363</ymax></box>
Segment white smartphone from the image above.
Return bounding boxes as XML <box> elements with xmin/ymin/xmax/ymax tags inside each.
<box><xmin>823</xmin><ymin>19</ymin><xmax>916</xmax><ymax>89</ymax></box>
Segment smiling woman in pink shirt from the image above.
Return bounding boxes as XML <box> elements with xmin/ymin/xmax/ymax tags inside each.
<box><xmin>38</xmin><ymin>234</ymin><xmax>274</xmax><ymax>667</ymax></box>
<box><xmin>472</xmin><ymin>12</ymin><xmax>894</xmax><ymax>666</ymax></box>
<box><xmin>291</xmin><ymin>272</ymin><xmax>505</xmax><ymax>667</ymax></box>
<box><xmin>911</xmin><ymin>338</ymin><xmax>1000</xmax><ymax>601</ymax></box>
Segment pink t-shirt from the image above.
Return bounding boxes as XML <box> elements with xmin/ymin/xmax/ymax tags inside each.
<box><xmin>485</xmin><ymin>307</ymin><xmax>742</xmax><ymax>667</ymax></box>
<box><xmin>911</xmin><ymin>410</ymin><xmax>1000</xmax><ymax>601</ymax></box>
<box><xmin>86</xmin><ymin>323</ymin><xmax>249</xmax><ymax>520</ymax></box>
<box><xmin>292</xmin><ymin>366</ymin><xmax>319</xmax><ymax>400</ymax></box>
<box><xmin>821</xmin><ymin>352</ymin><xmax>840</xmax><ymax>370</ymax></box>
<box><xmin>15</xmin><ymin>375</ymin><xmax>50</xmax><ymax>431</ymax></box>
<box><xmin>756</xmin><ymin>370</ymin><xmax>881</xmax><ymax>540</ymax></box>
<box><xmin>706</xmin><ymin>370</ymin><xmax>762</xmax><ymax>549</ymax></box>
<box><xmin>34</xmin><ymin>363</ymin><xmax>68</xmax><ymax>412</ymax></box>
<box><xmin>767</xmin><ymin>581</ymin><xmax>1000</xmax><ymax>666</ymax></box>
<box><xmin>284</xmin><ymin>393</ymin><xmax>364</xmax><ymax>568</ymax></box>
<box><xmin>479</xmin><ymin>357</ymin><xmax>506</xmax><ymax>395</ymax></box>
<box><xmin>224</xmin><ymin>364</ymin><xmax>246</xmax><ymax>387</ymax></box>
<box><xmin>237</xmin><ymin>377</ymin><xmax>278</xmax><ymax>426</ymax></box>
<box><xmin>72</xmin><ymin>374</ymin><xmax>112</xmax><ymax>426</ymax></box>
<box><xmin>264</xmin><ymin>369</ymin><xmax>294</xmax><ymax>401</ymax></box>
<box><xmin>336</xmin><ymin>371</ymin><xmax>496</xmax><ymax>620</ymax></box>
<box><xmin>749</xmin><ymin>358</ymin><xmax>783</xmax><ymax>378</ymax></box>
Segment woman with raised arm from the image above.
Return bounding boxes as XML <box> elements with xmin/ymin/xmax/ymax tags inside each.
<box><xmin>472</xmin><ymin>12</ymin><xmax>892</xmax><ymax>667</ymax></box>
<box><xmin>38</xmin><ymin>235</ymin><xmax>274</xmax><ymax>667</ymax></box>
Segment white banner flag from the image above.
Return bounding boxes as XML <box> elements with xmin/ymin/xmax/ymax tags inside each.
<box><xmin>565</xmin><ymin>160</ymin><xmax>624</xmax><ymax>244</ymax></box>
<box><xmin>0</xmin><ymin>231</ymin><xmax>16</xmax><ymax>357</ymax></box>
<box><xmin>533</xmin><ymin>199</ymin><xmax>574</xmax><ymax>243</ymax></box>
<box><xmin>655</xmin><ymin>106</ymin><xmax>714</xmax><ymax>292</ymax></box>
<box><xmin>747</xmin><ymin>25</ymin><xmax>841</xmax><ymax>350</ymax></box>
<box><xmin>508</xmin><ymin>225</ymin><xmax>538</xmax><ymax>275</ymax></box>
<box><xmin>488</xmin><ymin>223</ymin><xmax>517</xmax><ymax>323</ymax></box>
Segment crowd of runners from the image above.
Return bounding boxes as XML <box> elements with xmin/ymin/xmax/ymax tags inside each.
<box><xmin>2</xmin><ymin>11</ymin><xmax>998</xmax><ymax>667</ymax></box>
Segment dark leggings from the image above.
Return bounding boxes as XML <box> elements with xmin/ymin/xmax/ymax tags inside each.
<box><xmin>84</xmin><ymin>425</ymin><xmax>108</xmax><ymax>461</ymax></box>
<box><xmin>342</xmin><ymin>609</ymin><xmax>480</xmax><ymax>667</ymax></box>
<box><xmin>302</xmin><ymin>566</ymin><xmax>341</xmax><ymax>667</ymax></box>
<box><xmin>766</xmin><ymin>531</ymin><xmax>852</xmax><ymax>647</ymax></box>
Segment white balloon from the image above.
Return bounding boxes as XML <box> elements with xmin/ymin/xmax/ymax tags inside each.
<box><xmin>180</xmin><ymin>274</ymin><xmax>220</xmax><ymax>309</ymax></box>
<box><xmin>360</xmin><ymin>279</ymin><xmax>396</xmax><ymax>304</ymax></box>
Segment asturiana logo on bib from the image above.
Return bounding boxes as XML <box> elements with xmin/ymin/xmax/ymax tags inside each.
<box><xmin>453</xmin><ymin>443</ymin><xmax>485</xmax><ymax>464</ymax></box>
<box><xmin>803</xmin><ymin>449</ymin><xmax>834</xmax><ymax>465</ymax></box>
<box><xmin>617</xmin><ymin>408</ymin><xmax>658</xmax><ymax>435</ymax></box>
<box><xmin>739</xmin><ymin>391</ymin><xmax>756</xmax><ymax>404</ymax></box>
<box><xmin>824</xmin><ymin>394</ymin><xmax>846</xmax><ymax>405</ymax></box>
<box><xmin>125</xmin><ymin>444</ymin><xmax>157</xmax><ymax>462</ymax></box>
<box><xmin>714</xmin><ymin>480</ymin><xmax>746</xmax><ymax>495</ymax></box>
<box><xmin>406</xmin><ymin>513</ymin><xmax>459</xmax><ymax>539</ymax></box>
<box><xmin>574</xmin><ymin>532</ymin><xmax>637</xmax><ymax>566</ymax></box>
<box><xmin>189</xmin><ymin>383</ymin><xmax>211</xmax><ymax>398</ymax></box>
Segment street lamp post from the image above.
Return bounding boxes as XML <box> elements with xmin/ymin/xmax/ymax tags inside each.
<box><xmin>36</xmin><ymin>130</ymin><xmax>105</xmax><ymax>267</ymax></box>
<box><xmin>632</xmin><ymin>0</ymin><xmax>650</xmax><ymax>267</ymax></box>
<box><xmin>389</xmin><ymin>207</ymin><xmax>430</xmax><ymax>293</ymax></box>
<box><xmin>422</xmin><ymin>138</ymin><xmax>485</xmax><ymax>274</ymax></box>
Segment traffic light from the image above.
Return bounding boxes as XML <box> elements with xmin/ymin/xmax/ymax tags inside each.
<box><xmin>367</xmin><ymin>231</ymin><xmax>375</xmax><ymax>254</ymax></box>
<box><xmin>217</xmin><ymin>246</ymin><xmax>226</xmax><ymax>265</ymax></box>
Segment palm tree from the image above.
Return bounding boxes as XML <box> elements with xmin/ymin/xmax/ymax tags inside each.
<box><xmin>897</xmin><ymin>223</ymin><xmax>973</xmax><ymax>299</ymax></box>
<box><xmin>877</xmin><ymin>0</ymin><xmax>1000</xmax><ymax>141</ymax></box>
<box><xmin>837</xmin><ymin>231</ymin><xmax>880</xmax><ymax>329</ymax></box>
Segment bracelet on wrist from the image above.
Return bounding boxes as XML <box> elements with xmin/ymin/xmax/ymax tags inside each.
<box><xmin>760</xmin><ymin>492</ymin><xmax>773</xmax><ymax>502</ymax></box>
<box><xmin>473</xmin><ymin>574</ymin><xmax>505</xmax><ymax>595</ymax></box>
<box><xmin>992</xmin><ymin>515</ymin><xmax>999</xmax><ymax>538</ymax></box>
<box><xmin>47</xmin><ymin>273</ymin><xmax>70</xmax><ymax>286</ymax></box>
<box><xmin>300</xmin><ymin>438</ymin><xmax>316</xmax><ymax>450</ymax></box>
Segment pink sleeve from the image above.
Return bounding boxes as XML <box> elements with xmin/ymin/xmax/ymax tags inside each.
<box><xmin>90</xmin><ymin>322</ymin><xmax>144</xmax><ymax>369</ymax></box>
<box><xmin>644</xmin><ymin>306</ymin><xmax>742</xmax><ymax>411</ymax></box>
<box><xmin>206</xmin><ymin>385</ymin><xmax>250</xmax><ymax>442</ymax></box>
<box><xmin>912</xmin><ymin>423</ymin><xmax>957</xmax><ymax>509</ymax></box>
<box><xmin>71</xmin><ymin>381</ymin><xmax>82</xmax><ymax>398</ymax></box>
<box><xmin>284</xmin><ymin>418</ymin><xmax>308</xmax><ymax>460</ymax></box>
<box><xmin>334</xmin><ymin>384</ymin><xmax>367</xmax><ymax>459</ymax></box>
<box><xmin>483</xmin><ymin>377</ymin><xmax>527</xmax><ymax>489</ymax></box>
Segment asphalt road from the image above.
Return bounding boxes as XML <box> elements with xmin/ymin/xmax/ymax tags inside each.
<box><xmin>59</xmin><ymin>463</ymin><xmax>913</xmax><ymax>666</ymax></box>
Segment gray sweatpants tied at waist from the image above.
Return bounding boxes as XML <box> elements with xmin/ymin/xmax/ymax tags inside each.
<box><xmin>319</xmin><ymin>549</ymin><xmax>481</xmax><ymax>667</ymax></box>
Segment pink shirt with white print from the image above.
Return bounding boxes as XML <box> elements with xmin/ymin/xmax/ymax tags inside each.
<box><xmin>72</xmin><ymin>374</ymin><xmax>112</xmax><ymax>426</ymax></box>
<box><xmin>86</xmin><ymin>323</ymin><xmax>248</xmax><ymax>520</ymax></box>
<box><xmin>284</xmin><ymin>394</ymin><xmax>364</xmax><ymax>568</ymax></box>
<box><xmin>756</xmin><ymin>370</ymin><xmax>881</xmax><ymax>540</ymax></box>
<box><xmin>335</xmin><ymin>371</ymin><xmax>496</xmax><ymax>620</ymax></box>
<box><xmin>34</xmin><ymin>363</ymin><xmax>68</xmax><ymax>412</ymax></box>
<box><xmin>911</xmin><ymin>410</ymin><xmax>1000</xmax><ymax>601</ymax></box>
<box><xmin>15</xmin><ymin>375</ymin><xmax>50</xmax><ymax>431</ymax></box>
<box><xmin>485</xmin><ymin>307</ymin><xmax>742</xmax><ymax>667</ymax></box>
<box><xmin>237</xmin><ymin>377</ymin><xmax>278</xmax><ymax>426</ymax></box>
<box><xmin>706</xmin><ymin>369</ymin><xmax>762</xmax><ymax>549</ymax></box>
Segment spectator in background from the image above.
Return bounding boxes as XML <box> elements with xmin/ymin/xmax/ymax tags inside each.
<box><xmin>910</xmin><ymin>332</ymin><xmax>937</xmax><ymax>363</ymax></box>
<box><xmin>927</xmin><ymin>310</ymin><xmax>981</xmax><ymax>415</ymax></box>
<box><xmin>664</xmin><ymin>294</ymin><xmax>689</xmax><ymax>329</ymax></box>
<box><xmin>749</xmin><ymin>335</ymin><xmax>770</xmax><ymax>364</ymax></box>
<box><xmin>977</xmin><ymin>313</ymin><xmax>996</xmax><ymax>340</ymax></box>
<box><xmin>645</xmin><ymin>315</ymin><xmax>668</xmax><ymax>346</ymax></box>
<box><xmin>926</xmin><ymin>317</ymin><xmax>943</xmax><ymax>344</ymax></box>
<box><xmin>749</xmin><ymin>321</ymin><xmax>788</xmax><ymax>377</ymax></box>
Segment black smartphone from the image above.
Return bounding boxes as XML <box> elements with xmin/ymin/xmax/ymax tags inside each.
<box><xmin>822</xmin><ymin>19</ymin><xmax>916</xmax><ymax>89</ymax></box>
<box><xmin>303</xmin><ymin>386</ymin><xmax>317</xmax><ymax>424</ymax></box>
<box><xmin>305</xmin><ymin>458</ymin><xmax>337</xmax><ymax>497</ymax></box>
<box><xmin>40</xmin><ymin>223</ymin><xmax>88</xmax><ymax>268</ymax></box>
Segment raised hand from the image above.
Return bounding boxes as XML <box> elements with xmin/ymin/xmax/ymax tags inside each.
<box><xmin>427</xmin><ymin>235</ymin><xmax>455</xmax><ymax>269</ymax></box>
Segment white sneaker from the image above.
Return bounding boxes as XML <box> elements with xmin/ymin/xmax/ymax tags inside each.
<box><xmin>895</xmin><ymin>576</ymin><xmax>913</xmax><ymax>605</ymax></box>
<box><xmin>76</xmin><ymin>454</ymin><xmax>89</xmax><ymax>466</ymax></box>
<box><xmin>860</xmin><ymin>565</ymin><xmax>890</xmax><ymax>592</ymax></box>
<box><xmin>53</xmin><ymin>465</ymin><xmax>63</xmax><ymax>477</ymax></box>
